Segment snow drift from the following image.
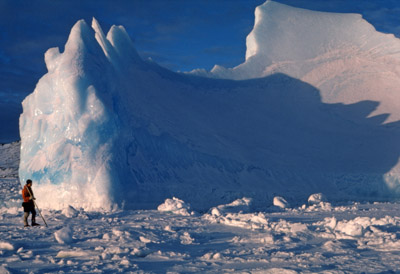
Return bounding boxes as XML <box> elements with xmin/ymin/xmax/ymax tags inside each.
<box><xmin>19</xmin><ymin>2</ymin><xmax>400</xmax><ymax>211</ymax></box>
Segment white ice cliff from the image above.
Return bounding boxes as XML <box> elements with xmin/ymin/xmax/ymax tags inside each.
<box><xmin>19</xmin><ymin>2</ymin><xmax>400</xmax><ymax>211</ymax></box>
<box><xmin>201</xmin><ymin>1</ymin><xmax>400</xmax><ymax>123</ymax></box>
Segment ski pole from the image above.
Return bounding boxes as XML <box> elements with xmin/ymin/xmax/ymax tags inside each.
<box><xmin>26</xmin><ymin>186</ymin><xmax>48</xmax><ymax>227</ymax></box>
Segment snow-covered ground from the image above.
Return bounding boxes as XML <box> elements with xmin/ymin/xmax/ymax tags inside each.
<box><xmin>2</xmin><ymin>143</ymin><xmax>400</xmax><ymax>273</ymax></box>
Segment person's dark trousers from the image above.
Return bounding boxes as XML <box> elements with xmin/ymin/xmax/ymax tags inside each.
<box><xmin>23</xmin><ymin>201</ymin><xmax>36</xmax><ymax>226</ymax></box>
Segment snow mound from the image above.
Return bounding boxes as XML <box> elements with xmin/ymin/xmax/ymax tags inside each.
<box><xmin>54</xmin><ymin>226</ymin><xmax>73</xmax><ymax>244</ymax></box>
<box><xmin>0</xmin><ymin>242</ymin><xmax>14</xmax><ymax>251</ymax></box>
<box><xmin>157</xmin><ymin>197</ymin><xmax>193</xmax><ymax>216</ymax></box>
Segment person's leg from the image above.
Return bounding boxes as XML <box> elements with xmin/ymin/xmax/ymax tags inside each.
<box><xmin>23</xmin><ymin>212</ymin><xmax>29</xmax><ymax>226</ymax></box>
<box><xmin>23</xmin><ymin>202</ymin><xmax>30</xmax><ymax>226</ymax></box>
<box><xmin>31</xmin><ymin>204</ymin><xmax>37</xmax><ymax>225</ymax></box>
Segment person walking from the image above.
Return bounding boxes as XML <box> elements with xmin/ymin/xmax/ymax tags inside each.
<box><xmin>22</xmin><ymin>179</ymin><xmax>39</xmax><ymax>227</ymax></box>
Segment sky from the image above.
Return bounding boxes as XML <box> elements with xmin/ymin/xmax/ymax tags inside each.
<box><xmin>1</xmin><ymin>0</ymin><xmax>400</xmax><ymax>143</ymax></box>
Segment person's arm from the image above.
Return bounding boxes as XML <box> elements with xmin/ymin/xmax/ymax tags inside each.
<box><xmin>27</xmin><ymin>187</ymin><xmax>35</xmax><ymax>200</ymax></box>
<box><xmin>22</xmin><ymin>186</ymin><xmax>29</xmax><ymax>202</ymax></box>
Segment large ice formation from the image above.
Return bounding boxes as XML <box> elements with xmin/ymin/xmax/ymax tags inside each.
<box><xmin>198</xmin><ymin>1</ymin><xmax>400</xmax><ymax>123</ymax></box>
<box><xmin>19</xmin><ymin>2</ymin><xmax>400</xmax><ymax>211</ymax></box>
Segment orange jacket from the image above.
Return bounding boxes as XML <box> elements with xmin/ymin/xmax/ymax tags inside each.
<box><xmin>22</xmin><ymin>185</ymin><xmax>34</xmax><ymax>203</ymax></box>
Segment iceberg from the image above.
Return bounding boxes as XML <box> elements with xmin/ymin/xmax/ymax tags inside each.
<box><xmin>19</xmin><ymin>2</ymin><xmax>400</xmax><ymax>211</ymax></box>
<box><xmin>19</xmin><ymin>19</ymin><xmax>125</xmax><ymax>210</ymax></box>
<box><xmin>202</xmin><ymin>1</ymin><xmax>400</xmax><ymax>123</ymax></box>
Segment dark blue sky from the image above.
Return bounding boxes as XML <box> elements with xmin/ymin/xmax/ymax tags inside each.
<box><xmin>1</xmin><ymin>0</ymin><xmax>400</xmax><ymax>143</ymax></box>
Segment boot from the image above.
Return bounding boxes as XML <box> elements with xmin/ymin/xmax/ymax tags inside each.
<box><xmin>32</xmin><ymin>217</ymin><xmax>40</xmax><ymax>226</ymax></box>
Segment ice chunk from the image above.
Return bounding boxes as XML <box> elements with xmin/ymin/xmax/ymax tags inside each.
<box><xmin>62</xmin><ymin>205</ymin><xmax>79</xmax><ymax>218</ymax></box>
<box><xmin>335</xmin><ymin>220</ymin><xmax>364</xmax><ymax>237</ymax></box>
<box><xmin>56</xmin><ymin>250</ymin><xmax>89</xmax><ymax>258</ymax></box>
<box><xmin>210</xmin><ymin>197</ymin><xmax>252</xmax><ymax>215</ymax></box>
<box><xmin>54</xmin><ymin>226</ymin><xmax>73</xmax><ymax>244</ymax></box>
<box><xmin>0</xmin><ymin>242</ymin><xmax>14</xmax><ymax>251</ymax></box>
<box><xmin>273</xmin><ymin>196</ymin><xmax>290</xmax><ymax>209</ymax></box>
<box><xmin>157</xmin><ymin>197</ymin><xmax>193</xmax><ymax>216</ymax></box>
<box><xmin>308</xmin><ymin>193</ymin><xmax>327</xmax><ymax>205</ymax></box>
<box><xmin>180</xmin><ymin>231</ymin><xmax>195</xmax><ymax>245</ymax></box>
